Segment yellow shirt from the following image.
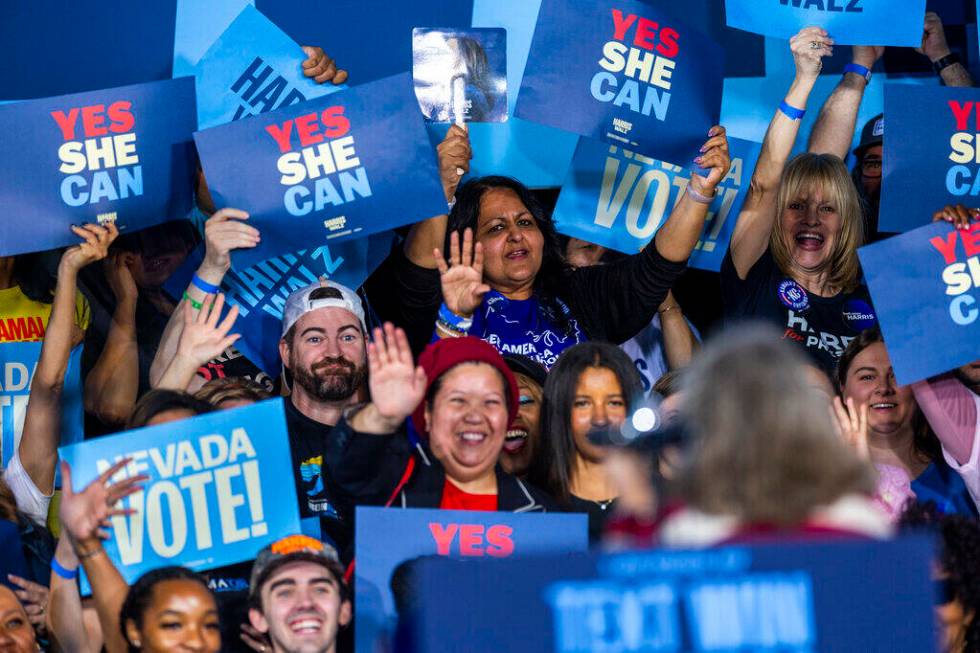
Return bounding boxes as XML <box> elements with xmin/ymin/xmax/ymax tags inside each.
<box><xmin>0</xmin><ymin>285</ymin><xmax>90</xmax><ymax>343</ymax></box>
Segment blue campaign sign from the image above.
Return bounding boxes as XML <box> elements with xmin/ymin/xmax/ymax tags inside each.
<box><xmin>193</xmin><ymin>4</ymin><xmax>343</xmax><ymax>130</ymax></box>
<box><xmin>194</xmin><ymin>73</ymin><xmax>446</xmax><ymax>269</ymax></box>
<box><xmin>725</xmin><ymin>0</ymin><xmax>926</xmax><ymax>46</ymax></box>
<box><xmin>414</xmin><ymin>536</ymin><xmax>937</xmax><ymax>652</ymax></box>
<box><xmin>165</xmin><ymin>231</ymin><xmax>396</xmax><ymax>374</ymax></box>
<box><xmin>553</xmin><ymin>136</ymin><xmax>762</xmax><ymax>272</ymax></box>
<box><xmin>0</xmin><ymin>78</ymin><xmax>198</xmax><ymax>257</ymax></box>
<box><xmin>880</xmin><ymin>84</ymin><xmax>980</xmax><ymax>234</ymax></box>
<box><xmin>59</xmin><ymin>399</ymin><xmax>300</xmax><ymax>590</ymax></box>
<box><xmin>0</xmin><ymin>343</ymin><xmax>84</xmax><ymax>472</ymax></box>
<box><xmin>516</xmin><ymin>0</ymin><xmax>724</xmax><ymax>166</ymax></box>
<box><xmin>355</xmin><ymin>506</ymin><xmax>588</xmax><ymax>653</ymax></box>
<box><xmin>859</xmin><ymin>221</ymin><xmax>980</xmax><ymax>385</ymax></box>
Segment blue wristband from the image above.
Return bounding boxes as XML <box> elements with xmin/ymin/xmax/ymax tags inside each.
<box><xmin>191</xmin><ymin>274</ymin><xmax>220</xmax><ymax>294</ymax></box>
<box><xmin>438</xmin><ymin>303</ymin><xmax>472</xmax><ymax>332</ymax></box>
<box><xmin>51</xmin><ymin>557</ymin><xmax>79</xmax><ymax>580</ymax></box>
<box><xmin>778</xmin><ymin>101</ymin><xmax>806</xmax><ymax>121</ymax></box>
<box><xmin>843</xmin><ymin>63</ymin><xmax>872</xmax><ymax>83</ymax></box>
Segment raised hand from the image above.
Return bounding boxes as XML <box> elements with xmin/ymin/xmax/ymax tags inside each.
<box><xmin>437</xmin><ymin>124</ymin><xmax>472</xmax><ymax>201</ymax></box>
<box><xmin>176</xmin><ymin>293</ymin><xmax>240</xmax><ymax>366</ymax></box>
<box><xmin>367</xmin><ymin>323</ymin><xmax>427</xmax><ymax>425</ymax></box>
<box><xmin>7</xmin><ymin>575</ymin><xmax>49</xmax><ymax>633</ymax></box>
<box><xmin>933</xmin><ymin>204</ymin><xmax>980</xmax><ymax>231</ymax></box>
<box><xmin>58</xmin><ymin>459</ymin><xmax>146</xmax><ymax>548</ymax></box>
<box><xmin>691</xmin><ymin>125</ymin><xmax>731</xmax><ymax>196</ymax></box>
<box><xmin>434</xmin><ymin>228</ymin><xmax>491</xmax><ymax>319</ymax></box>
<box><xmin>916</xmin><ymin>11</ymin><xmax>951</xmax><ymax>63</ymax></box>
<box><xmin>852</xmin><ymin>45</ymin><xmax>885</xmax><ymax>70</ymax></box>
<box><xmin>832</xmin><ymin>396</ymin><xmax>870</xmax><ymax>461</ymax></box>
<box><xmin>60</xmin><ymin>222</ymin><xmax>118</xmax><ymax>275</ymax></box>
<box><xmin>200</xmin><ymin>208</ymin><xmax>258</xmax><ymax>278</ymax></box>
<box><xmin>790</xmin><ymin>26</ymin><xmax>834</xmax><ymax>79</ymax></box>
<box><xmin>301</xmin><ymin>45</ymin><xmax>348</xmax><ymax>85</ymax></box>
<box><xmin>104</xmin><ymin>250</ymin><xmax>139</xmax><ymax>305</ymax></box>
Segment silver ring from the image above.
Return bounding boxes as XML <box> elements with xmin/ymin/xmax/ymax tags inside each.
<box><xmin>810</xmin><ymin>41</ymin><xmax>821</xmax><ymax>50</ymax></box>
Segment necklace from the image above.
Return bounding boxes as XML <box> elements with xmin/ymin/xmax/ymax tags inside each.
<box><xmin>593</xmin><ymin>498</ymin><xmax>615</xmax><ymax>511</ymax></box>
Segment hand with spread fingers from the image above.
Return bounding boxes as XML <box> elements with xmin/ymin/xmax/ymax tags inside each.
<box><xmin>58</xmin><ymin>459</ymin><xmax>147</xmax><ymax>549</ymax></box>
<box><xmin>435</xmin><ymin>228</ymin><xmax>491</xmax><ymax>320</ymax></box>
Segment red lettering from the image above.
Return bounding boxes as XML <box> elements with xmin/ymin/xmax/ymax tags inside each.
<box><xmin>486</xmin><ymin>525</ymin><xmax>514</xmax><ymax>558</ymax></box>
<box><xmin>81</xmin><ymin>104</ymin><xmax>108</xmax><ymax>137</ymax></box>
<box><xmin>321</xmin><ymin>106</ymin><xmax>350</xmax><ymax>139</ymax></box>
<box><xmin>265</xmin><ymin>121</ymin><xmax>294</xmax><ymax>154</ymax></box>
<box><xmin>949</xmin><ymin>100</ymin><xmax>974</xmax><ymax>131</ymax></box>
<box><xmin>51</xmin><ymin>108</ymin><xmax>80</xmax><ymax>140</ymax></box>
<box><xmin>458</xmin><ymin>524</ymin><xmax>484</xmax><ymax>556</ymax></box>
<box><xmin>611</xmin><ymin>9</ymin><xmax>637</xmax><ymax>41</ymax></box>
<box><xmin>295</xmin><ymin>113</ymin><xmax>324</xmax><ymax>147</ymax></box>
<box><xmin>963</xmin><ymin>223</ymin><xmax>980</xmax><ymax>257</ymax></box>
<box><xmin>428</xmin><ymin>523</ymin><xmax>458</xmax><ymax>556</ymax></box>
<box><xmin>657</xmin><ymin>27</ymin><xmax>680</xmax><ymax>58</ymax></box>
<box><xmin>107</xmin><ymin>101</ymin><xmax>135</xmax><ymax>133</ymax></box>
<box><xmin>930</xmin><ymin>231</ymin><xmax>960</xmax><ymax>265</ymax></box>
<box><xmin>633</xmin><ymin>18</ymin><xmax>659</xmax><ymax>50</ymax></box>
<box><xmin>26</xmin><ymin>317</ymin><xmax>43</xmax><ymax>340</ymax></box>
<box><xmin>0</xmin><ymin>320</ymin><xmax>8</xmax><ymax>342</ymax></box>
<box><xmin>7</xmin><ymin>317</ymin><xmax>28</xmax><ymax>341</ymax></box>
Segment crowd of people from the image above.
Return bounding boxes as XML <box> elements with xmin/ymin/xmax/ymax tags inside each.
<box><xmin>2</xmin><ymin>11</ymin><xmax>980</xmax><ymax>653</ymax></box>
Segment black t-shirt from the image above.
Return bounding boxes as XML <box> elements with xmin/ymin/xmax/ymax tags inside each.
<box><xmin>284</xmin><ymin>399</ymin><xmax>350</xmax><ymax>556</ymax></box>
<box><xmin>721</xmin><ymin>248</ymin><xmax>878</xmax><ymax>374</ymax></box>
<box><xmin>567</xmin><ymin>495</ymin><xmax>617</xmax><ymax>543</ymax></box>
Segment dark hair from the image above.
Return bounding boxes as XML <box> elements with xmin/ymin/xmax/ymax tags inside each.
<box><xmin>113</xmin><ymin>220</ymin><xmax>200</xmax><ymax>258</ymax></box>
<box><xmin>447</xmin><ymin>176</ymin><xmax>574</xmax><ymax>336</ymax></box>
<box><xmin>529</xmin><ymin>342</ymin><xmax>644</xmax><ymax>505</ymax></box>
<box><xmin>836</xmin><ymin>328</ymin><xmax>941</xmax><ymax>463</ymax></box>
<box><xmin>126</xmin><ymin>390</ymin><xmax>214</xmax><ymax>430</ymax></box>
<box><xmin>900</xmin><ymin>502</ymin><xmax>980</xmax><ymax>651</ymax></box>
<box><xmin>120</xmin><ymin>566</ymin><xmax>214</xmax><ymax>652</ymax></box>
<box><xmin>653</xmin><ymin>370</ymin><xmax>681</xmax><ymax>398</ymax></box>
<box><xmin>453</xmin><ymin>36</ymin><xmax>494</xmax><ymax>113</ymax></box>
<box><xmin>195</xmin><ymin>377</ymin><xmax>271</xmax><ymax>407</ymax></box>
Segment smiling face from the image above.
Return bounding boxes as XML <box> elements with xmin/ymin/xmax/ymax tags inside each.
<box><xmin>280</xmin><ymin>308</ymin><xmax>367</xmax><ymax>404</ymax></box>
<box><xmin>251</xmin><ymin>561</ymin><xmax>351</xmax><ymax>653</ymax></box>
<box><xmin>841</xmin><ymin>342</ymin><xmax>916</xmax><ymax>438</ymax></box>
<box><xmin>570</xmin><ymin>366</ymin><xmax>627</xmax><ymax>464</ymax></box>
<box><xmin>474</xmin><ymin>187</ymin><xmax>545</xmax><ymax>296</ymax></box>
<box><xmin>0</xmin><ymin>586</ymin><xmax>35</xmax><ymax>653</ymax></box>
<box><xmin>499</xmin><ymin>373</ymin><xmax>542</xmax><ymax>476</ymax></box>
<box><xmin>779</xmin><ymin>185</ymin><xmax>843</xmax><ymax>273</ymax></box>
<box><xmin>125</xmin><ymin>580</ymin><xmax>220</xmax><ymax>653</ymax></box>
<box><xmin>425</xmin><ymin>362</ymin><xmax>510</xmax><ymax>485</ymax></box>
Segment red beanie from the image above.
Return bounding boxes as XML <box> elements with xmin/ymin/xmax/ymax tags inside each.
<box><xmin>410</xmin><ymin>337</ymin><xmax>520</xmax><ymax>437</ymax></box>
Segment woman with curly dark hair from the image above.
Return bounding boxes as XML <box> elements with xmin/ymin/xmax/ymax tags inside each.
<box><xmin>900</xmin><ymin>502</ymin><xmax>980</xmax><ymax>653</ymax></box>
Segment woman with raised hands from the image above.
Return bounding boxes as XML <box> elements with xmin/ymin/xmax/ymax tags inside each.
<box><xmin>722</xmin><ymin>26</ymin><xmax>877</xmax><ymax>375</ymax></box>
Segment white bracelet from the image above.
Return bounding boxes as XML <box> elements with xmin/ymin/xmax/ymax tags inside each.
<box><xmin>686</xmin><ymin>184</ymin><xmax>716</xmax><ymax>205</ymax></box>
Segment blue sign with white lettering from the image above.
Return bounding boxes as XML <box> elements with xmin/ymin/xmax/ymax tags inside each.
<box><xmin>881</xmin><ymin>84</ymin><xmax>980</xmax><ymax>234</ymax></box>
<box><xmin>414</xmin><ymin>536</ymin><xmax>937</xmax><ymax>652</ymax></box>
<box><xmin>0</xmin><ymin>78</ymin><xmax>198</xmax><ymax>257</ymax></box>
<box><xmin>516</xmin><ymin>0</ymin><xmax>724</xmax><ymax>166</ymax></box>
<box><xmin>1</xmin><ymin>342</ymin><xmax>84</xmax><ymax>472</ymax></box>
<box><xmin>193</xmin><ymin>4</ymin><xmax>343</xmax><ymax>130</ymax></box>
<box><xmin>60</xmin><ymin>399</ymin><xmax>299</xmax><ymax>592</ymax></box>
<box><xmin>165</xmin><ymin>231</ymin><xmax>396</xmax><ymax>374</ymax></box>
<box><xmin>356</xmin><ymin>506</ymin><xmax>588</xmax><ymax>653</ymax></box>
<box><xmin>553</xmin><ymin>135</ymin><xmax>762</xmax><ymax>272</ymax></box>
<box><xmin>194</xmin><ymin>73</ymin><xmax>446</xmax><ymax>268</ymax></box>
<box><xmin>859</xmin><ymin>220</ymin><xmax>980</xmax><ymax>385</ymax></box>
<box><xmin>725</xmin><ymin>0</ymin><xmax>926</xmax><ymax>46</ymax></box>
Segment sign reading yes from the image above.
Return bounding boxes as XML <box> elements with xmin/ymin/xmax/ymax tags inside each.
<box><xmin>553</xmin><ymin>136</ymin><xmax>762</xmax><ymax>272</ymax></box>
<box><xmin>60</xmin><ymin>399</ymin><xmax>300</xmax><ymax>589</ymax></box>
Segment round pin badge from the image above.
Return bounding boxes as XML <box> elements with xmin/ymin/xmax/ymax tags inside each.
<box><xmin>842</xmin><ymin>299</ymin><xmax>877</xmax><ymax>331</ymax></box>
<box><xmin>777</xmin><ymin>279</ymin><xmax>809</xmax><ymax>311</ymax></box>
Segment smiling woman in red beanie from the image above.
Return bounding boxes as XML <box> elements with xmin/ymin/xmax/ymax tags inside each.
<box><xmin>323</xmin><ymin>323</ymin><xmax>557</xmax><ymax>515</ymax></box>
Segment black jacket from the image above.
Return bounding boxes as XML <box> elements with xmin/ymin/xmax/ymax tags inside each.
<box><xmin>324</xmin><ymin>414</ymin><xmax>559</xmax><ymax>516</ymax></box>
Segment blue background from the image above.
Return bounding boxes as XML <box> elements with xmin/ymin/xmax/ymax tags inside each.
<box><xmin>194</xmin><ymin>72</ymin><xmax>446</xmax><ymax>268</ymax></box>
<box><xmin>859</xmin><ymin>221</ymin><xmax>980</xmax><ymax>384</ymax></box>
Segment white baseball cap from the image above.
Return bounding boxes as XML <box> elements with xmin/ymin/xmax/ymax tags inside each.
<box><xmin>281</xmin><ymin>280</ymin><xmax>367</xmax><ymax>338</ymax></box>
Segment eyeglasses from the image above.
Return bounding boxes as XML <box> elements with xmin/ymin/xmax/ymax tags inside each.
<box><xmin>861</xmin><ymin>157</ymin><xmax>882</xmax><ymax>178</ymax></box>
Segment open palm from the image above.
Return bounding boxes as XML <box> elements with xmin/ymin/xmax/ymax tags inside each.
<box><xmin>368</xmin><ymin>323</ymin><xmax>427</xmax><ymax>422</ymax></box>
<box><xmin>435</xmin><ymin>228</ymin><xmax>491</xmax><ymax>317</ymax></box>
<box><xmin>59</xmin><ymin>459</ymin><xmax>146</xmax><ymax>545</ymax></box>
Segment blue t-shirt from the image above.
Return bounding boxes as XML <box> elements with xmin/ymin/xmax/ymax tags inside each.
<box><xmin>471</xmin><ymin>291</ymin><xmax>586</xmax><ymax>368</ymax></box>
<box><xmin>912</xmin><ymin>458</ymin><xmax>978</xmax><ymax>518</ymax></box>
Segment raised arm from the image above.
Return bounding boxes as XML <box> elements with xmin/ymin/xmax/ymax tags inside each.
<box><xmin>730</xmin><ymin>27</ymin><xmax>832</xmax><ymax>279</ymax></box>
<box><xmin>348</xmin><ymin>323</ymin><xmax>427</xmax><ymax>434</ymax></box>
<box><xmin>46</xmin><ymin>536</ymin><xmax>98</xmax><ymax>653</ymax></box>
<box><xmin>657</xmin><ymin>291</ymin><xmax>699</xmax><ymax>371</ymax></box>
<box><xmin>917</xmin><ymin>12</ymin><xmax>973</xmax><ymax>88</ymax></box>
<box><xmin>155</xmin><ymin>294</ymin><xmax>240</xmax><ymax>391</ymax></box>
<box><xmin>807</xmin><ymin>46</ymin><xmax>883</xmax><ymax>158</ymax></box>
<box><xmin>20</xmin><ymin>223</ymin><xmax>116</xmax><ymax>494</ymax></box>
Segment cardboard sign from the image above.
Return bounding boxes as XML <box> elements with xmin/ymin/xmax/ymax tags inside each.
<box><xmin>725</xmin><ymin>0</ymin><xmax>926</xmax><ymax>46</ymax></box>
<box><xmin>414</xmin><ymin>537</ymin><xmax>937</xmax><ymax>652</ymax></box>
<box><xmin>194</xmin><ymin>73</ymin><xmax>446</xmax><ymax>268</ymax></box>
<box><xmin>881</xmin><ymin>84</ymin><xmax>980</xmax><ymax>233</ymax></box>
<box><xmin>859</xmin><ymin>221</ymin><xmax>980</xmax><ymax>384</ymax></box>
<box><xmin>355</xmin><ymin>506</ymin><xmax>588</xmax><ymax>653</ymax></box>
<box><xmin>0</xmin><ymin>342</ymin><xmax>84</xmax><ymax>471</ymax></box>
<box><xmin>193</xmin><ymin>4</ymin><xmax>343</xmax><ymax>130</ymax></box>
<box><xmin>0</xmin><ymin>77</ymin><xmax>198</xmax><ymax>257</ymax></box>
<box><xmin>59</xmin><ymin>399</ymin><xmax>300</xmax><ymax>590</ymax></box>
<box><xmin>553</xmin><ymin>136</ymin><xmax>762</xmax><ymax>272</ymax></box>
<box><xmin>516</xmin><ymin>0</ymin><xmax>724</xmax><ymax>166</ymax></box>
